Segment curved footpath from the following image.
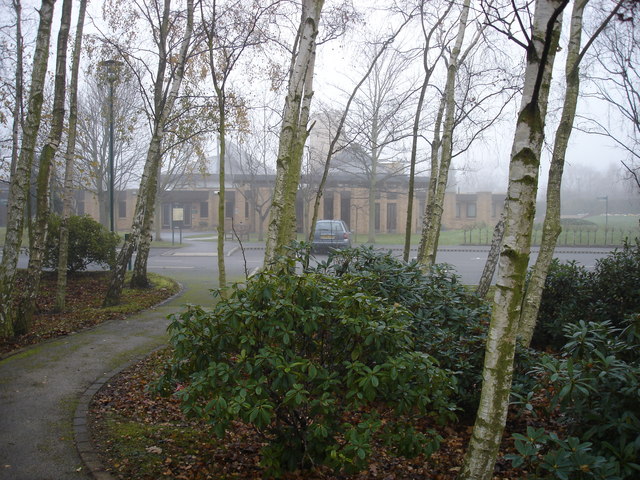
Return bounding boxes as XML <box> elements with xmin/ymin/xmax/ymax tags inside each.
<box><xmin>0</xmin><ymin>236</ymin><xmax>223</xmax><ymax>480</ymax></box>
<box><xmin>0</xmin><ymin>287</ymin><xmax>187</xmax><ymax>480</ymax></box>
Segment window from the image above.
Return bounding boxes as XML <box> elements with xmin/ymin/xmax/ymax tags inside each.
<box><xmin>387</xmin><ymin>203</ymin><xmax>397</xmax><ymax>232</ymax></box>
<box><xmin>225</xmin><ymin>191</ymin><xmax>236</xmax><ymax>218</ymax></box>
<box><xmin>340</xmin><ymin>191</ymin><xmax>351</xmax><ymax>226</ymax></box>
<box><xmin>76</xmin><ymin>201</ymin><xmax>85</xmax><ymax>216</ymax></box>
<box><xmin>456</xmin><ymin>203</ymin><xmax>461</xmax><ymax>218</ymax></box>
<box><xmin>323</xmin><ymin>192</ymin><xmax>334</xmax><ymax>219</ymax></box>
<box><xmin>466</xmin><ymin>202</ymin><xmax>477</xmax><ymax>218</ymax></box>
<box><xmin>200</xmin><ymin>201</ymin><xmax>209</xmax><ymax>218</ymax></box>
<box><xmin>118</xmin><ymin>200</ymin><xmax>127</xmax><ymax>218</ymax></box>
<box><xmin>375</xmin><ymin>203</ymin><xmax>381</xmax><ymax>231</ymax></box>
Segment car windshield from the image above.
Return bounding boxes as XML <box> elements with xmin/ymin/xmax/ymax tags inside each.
<box><xmin>316</xmin><ymin>221</ymin><xmax>344</xmax><ymax>232</ymax></box>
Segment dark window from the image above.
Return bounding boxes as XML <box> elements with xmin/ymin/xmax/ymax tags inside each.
<box><xmin>76</xmin><ymin>201</ymin><xmax>85</xmax><ymax>216</ymax></box>
<box><xmin>340</xmin><ymin>191</ymin><xmax>351</xmax><ymax>227</ymax></box>
<box><xmin>375</xmin><ymin>203</ymin><xmax>381</xmax><ymax>231</ymax></box>
<box><xmin>225</xmin><ymin>191</ymin><xmax>236</xmax><ymax>218</ymax></box>
<box><xmin>467</xmin><ymin>202</ymin><xmax>477</xmax><ymax>218</ymax></box>
<box><xmin>162</xmin><ymin>203</ymin><xmax>170</xmax><ymax>227</ymax></box>
<box><xmin>200</xmin><ymin>201</ymin><xmax>209</xmax><ymax>218</ymax></box>
<box><xmin>323</xmin><ymin>191</ymin><xmax>334</xmax><ymax>219</ymax></box>
<box><xmin>245</xmin><ymin>199</ymin><xmax>249</xmax><ymax>218</ymax></box>
<box><xmin>456</xmin><ymin>203</ymin><xmax>461</xmax><ymax>218</ymax></box>
<box><xmin>118</xmin><ymin>200</ymin><xmax>127</xmax><ymax>218</ymax></box>
<box><xmin>387</xmin><ymin>203</ymin><xmax>397</xmax><ymax>232</ymax></box>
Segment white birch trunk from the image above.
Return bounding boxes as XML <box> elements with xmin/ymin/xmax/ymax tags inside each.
<box><xmin>56</xmin><ymin>0</ymin><xmax>87</xmax><ymax>312</ymax></box>
<box><xmin>417</xmin><ymin>92</ymin><xmax>445</xmax><ymax>265</ymax></box>
<box><xmin>459</xmin><ymin>0</ymin><xmax>566</xmax><ymax>478</ymax></box>
<box><xmin>403</xmin><ymin>2</ymin><xmax>453</xmax><ymax>261</ymax></box>
<box><xmin>10</xmin><ymin>0</ymin><xmax>23</xmax><ymax>178</ymax></box>
<box><xmin>475</xmin><ymin>209</ymin><xmax>505</xmax><ymax>298</ymax></box>
<box><xmin>105</xmin><ymin>0</ymin><xmax>194</xmax><ymax>303</ymax></box>
<box><xmin>518</xmin><ymin>0</ymin><xmax>587</xmax><ymax>347</ymax></box>
<box><xmin>14</xmin><ymin>0</ymin><xmax>73</xmax><ymax>334</ymax></box>
<box><xmin>264</xmin><ymin>0</ymin><xmax>324</xmax><ymax>266</ymax></box>
<box><xmin>418</xmin><ymin>0</ymin><xmax>470</xmax><ymax>267</ymax></box>
<box><xmin>0</xmin><ymin>0</ymin><xmax>56</xmax><ymax>338</ymax></box>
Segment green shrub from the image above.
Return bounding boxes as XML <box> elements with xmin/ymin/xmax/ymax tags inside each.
<box><xmin>589</xmin><ymin>240</ymin><xmax>640</xmax><ymax>327</ymax></box>
<box><xmin>533</xmin><ymin>240</ymin><xmax>640</xmax><ymax>350</ymax></box>
<box><xmin>312</xmin><ymin>246</ymin><xmax>521</xmax><ymax>415</ymax></box>
<box><xmin>532</xmin><ymin>259</ymin><xmax>592</xmax><ymax>350</ymax></box>
<box><xmin>45</xmin><ymin>215</ymin><xmax>119</xmax><ymax>272</ymax></box>
<box><xmin>524</xmin><ymin>316</ymin><xmax>640</xmax><ymax>478</ymax></box>
<box><xmin>156</xmin><ymin>256</ymin><xmax>456</xmax><ymax>476</ymax></box>
<box><xmin>505</xmin><ymin>426</ymin><xmax>622</xmax><ymax>480</ymax></box>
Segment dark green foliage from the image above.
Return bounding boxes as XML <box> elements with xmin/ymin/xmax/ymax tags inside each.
<box><xmin>505</xmin><ymin>426</ymin><xmax>622</xmax><ymax>480</ymax></box>
<box><xmin>589</xmin><ymin>241</ymin><xmax>640</xmax><ymax>326</ymax></box>
<box><xmin>156</xmin><ymin>253</ymin><xmax>456</xmax><ymax>476</ymax></box>
<box><xmin>515</xmin><ymin>315</ymin><xmax>640</xmax><ymax>478</ymax></box>
<box><xmin>534</xmin><ymin>240</ymin><xmax>640</xmax><ymax>350</ymax></box>
<box><xmin>311</xmin><ymin>247</ymin><xmax>495</xmax><ymax>414</ymax></box>
<box><xmin>44</xmin><ymin>215</ymin><xmax>119</xmax><ymax>272</ymax></box>
<box><xmin>532</xmin><ymin>259</ymin><xmax>592</xmax><ymax>349</ymax></box>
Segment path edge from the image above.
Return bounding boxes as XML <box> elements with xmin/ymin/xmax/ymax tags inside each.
<box><xmin>73</xmin><ymin>282</ymin><xmax>184</xmax><ymax>479</ymax></box>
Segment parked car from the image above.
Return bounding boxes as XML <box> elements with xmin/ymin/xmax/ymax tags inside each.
<box><xmin>312</xmin><ymin>220</ymin><xmax>352</xmax><ymax>253</ymax></box>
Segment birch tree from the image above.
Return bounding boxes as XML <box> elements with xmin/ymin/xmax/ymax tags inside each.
<box><xmin>417</xmin><ymin>0</ymin><xmax>474</xmax><ymax>267</ymax></box>
<box><xmin>55</xmin><ymin>0</ymin><xmax>88</xmax><ymax>312</ymax></box>
<box><xmin>14</xmin><ymin>0</ymin><xmax>72</xmax><ymax>334</ymax></box>
<box><xmin>518</xmin><ymin>0</ymin><xmax>625</xmax><ymax>347</ymax></box>
<box><xmin>459</xmin><ymin>0</ymin><xmax>568</xmax><ymax>477</ymax></box>
<box><xmin>5</xmin><ymin>0</ymin><xmax>24</xmax><ymax>178</ymax></box>
<box><xmin>264</xmin><ymin>0</ymin><xmax>324</xmax><ymax>266</ymax></box>
<box><xmin>104</xmin><ymin>0</ymin><xmax>195</xmax><ymax>304</ymax></box>
<box><xmin>0</xmin><ymin>0</ymin><xmax>56</xmax><ymax>338</ymax></box>
<box><xmin>403</xmin><ymin>0</ymin><xmax>452</xmax><ymax>261</ymax></box>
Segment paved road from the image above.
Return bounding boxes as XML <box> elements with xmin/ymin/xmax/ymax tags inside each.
<box><xmin>149</xmin><ymin>237</ymin><xmax>615</xmax><ymax>285</ymax></box>
<box><xmin>0</xmin><ymin>235</ymin><xmax>617</xmax><ymax>479</ymax></box>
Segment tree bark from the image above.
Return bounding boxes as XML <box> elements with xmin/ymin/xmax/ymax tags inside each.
<box><xmin>264</xmin><ymin>0</ymin><xmax>324</xmax><ymax>266</ymax></box>
<box><xmin>518</xmin><ymin>0</ymin><xmax>586</xmax><ymax>347</ymax></box>
<box><xmin>417</xmin><ymin>0</ymin><xmax>471</xmax><ymax>268</ymax></box>
<box><xmin>10</xmin><ymin>0</ymin><xmax>24</xmax><ymax>178</ymax></box>
<box><xmin>216</xmin><ymin>127</ymin><xmax>227</xmax><ymax>290</ymax></box>
<box><xmin>403</xmin><ymin>1</ymin><xmax>452</xmax><ymax>262</ymax></box>
<box><xmin>475</xmin><ymin>209</ymin><xmax>505</xmax><ymax>298</ymax></box>
<box><xmin>417</xmin><ymin>92</ymin><xmax>445</xmax><ymax>264</ymax></box>
<box><xmin>14</xmin><ymin>0</ymin><xmax>73</xmax><ymax>334</ymax></box>
<box><xmin>106</xmin><ymin>0</ymin><xmax>195</xmax><ymax>303</ymax></box>
<box><xmin>0</xmin><ymin>0</ymin><xmax>56</xmax><ymax>338</ymax></box>
<box><xmin>459</xmin><ymin>0</ymin><xmax>567</xmax><ymax>478</ymax></box>
<box><xmin>517</xmin><ymin>0</ymin><xmax>623</xmax><ymax>346</ymax></box>
<box><xmin>56</xmin><ymin>0</ymin><xmax>88</xmax><ymax>312</ymax></box>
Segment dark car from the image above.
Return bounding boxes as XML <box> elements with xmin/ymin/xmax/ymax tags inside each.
<box><xmin>312</xmin><ymin>220</ymin><xmax>352</xmax><ymax>253</ymax></box>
